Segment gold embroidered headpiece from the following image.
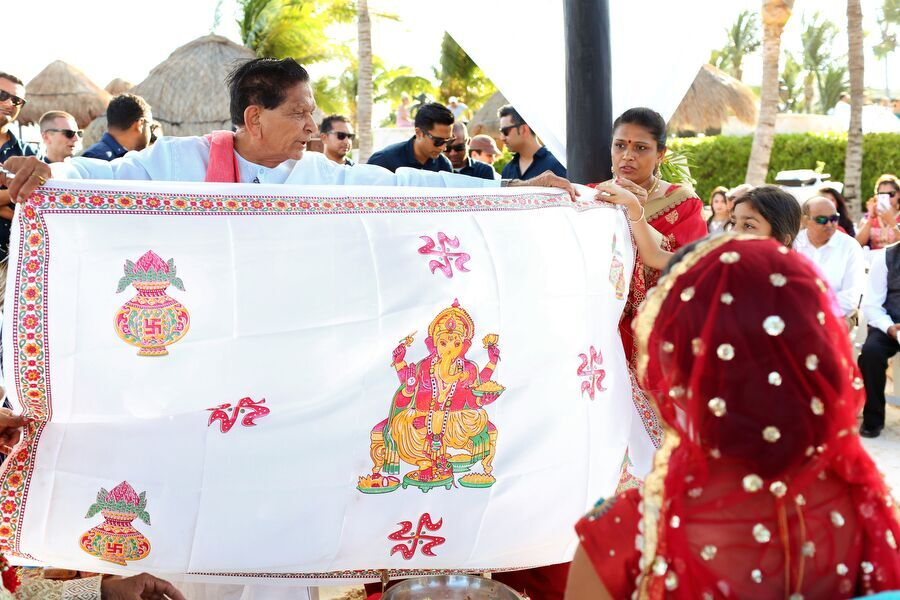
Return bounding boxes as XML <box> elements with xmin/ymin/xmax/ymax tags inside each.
<box><xmin>428</xmin><ymin>299</ymin><xmax>474</xmax><ymax>342</ymax></box>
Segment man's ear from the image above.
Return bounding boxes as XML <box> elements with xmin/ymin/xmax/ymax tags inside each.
<box><xmin>243</xmin><ymin>106</ymin><xmax>262</xmax><ymax>138</ymax></box>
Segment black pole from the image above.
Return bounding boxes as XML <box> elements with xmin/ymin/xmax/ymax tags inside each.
<box><xmin>564</xmin><ymin>0</ymin><xmax>612</xmax><ymax>184</ymax></box>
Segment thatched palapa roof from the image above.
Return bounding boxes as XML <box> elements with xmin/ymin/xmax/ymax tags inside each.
<box><xmin>19</xmin><ymin>60</ymin><xmax>111</xmax><ymax>127</ymax></box>
<box><xmin>105</xmin><ymin>78</ymin><xmax>133</xmax><ymax>95</ymax></box>
<box><xmin>669</xmin><ymin>64</ymin><xmax>758</xmax><ymax>133</ymax></box>
<box><xmin>129</xmin><ymin>34</ymin><xmax>255</xmax><ymax>137</ymax></box>
<box><xmin>468</xmin><ymin>91</ymin><xmax>509</xmax><ymax>142</ymax></box>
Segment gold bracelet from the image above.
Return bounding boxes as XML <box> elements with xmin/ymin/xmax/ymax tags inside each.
<box><xmin>628</xmin><ymin>204</ymin><xmax>645</xmax><ymax>222</ymax></box>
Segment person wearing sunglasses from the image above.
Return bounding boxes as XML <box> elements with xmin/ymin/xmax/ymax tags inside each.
<box><xmin>498</xmin><ymin>104</ymin><xmax>566</xmax><ymax>180</ymax></box>
<box><xmin>367</xmin><ymin>102</ymin><xmax>455</xmax><ymax>173</ymax></box>
<box><xmin>319</xmin><ymin>114</ymin><xmax>355</xmax><ymax>166</ymax></box>
<box><xmin>793</xmin><ymin>195</ymin><xmax>864</xmax><ymax>329</ymax></box>
<box><xmin>82</xmin><ymin>94</ymin><xmax>153</xmax><ymax>161</ymax></box>
<box><xmin>39</xmin><ymin>111</ymin><xmax>82</xmax><ymax>164</ymax></box>
<box><xmin>442</xmin><ymin>122</ymin><xmax>498</xmax><ymax>180</ymax></box>
<box><xmin>0</xmin><ymin>72</ymin><xmax>39</xmax><ymax>261</ymax></box>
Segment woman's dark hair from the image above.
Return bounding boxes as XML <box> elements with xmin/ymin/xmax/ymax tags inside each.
<box><xmin>819</xmin><ymin>187</ymin><xmax>856</xmax><ymax>237</ymax></box>
<box><xmin>414</xmin><ymin>102</ymin><xmax>454</xmax><ymax>131</ymax></box>
<box><xmin>227</xmin><ymin>58</ymin><xmax>310</xmax><ymax>126</ymax></box>
<box><xmin>612</xmin><ymin>107</ymin><xmax>667</xmax><ymax>150</ymax></box>
<box><xmin>733</xmin><ymin>185</ymin><xmax>801</xmax><ymax>246</ymax></box>
<box><xmin>706</xmin><ymin>185</ymin><xmax>729</xmax><ymax>227</ymax></box>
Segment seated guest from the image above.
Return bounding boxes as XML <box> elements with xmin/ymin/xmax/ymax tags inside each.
<box><xmin>794</xmin><ymin>195</ymin><xmax>864</xmax><ymax>325</ymax></box>
<box><xmin>443</xmin><ymin>122</ymin><xmax>498</xmax><ymax>180</ymax></box>
<box><xmin>566</xmin><ymin>237</ymin><xmax>900</xmax><ymax>599</ymax></box>
<box><xmin>469</xmin><ymin>134</ymin><xmax>501</xmax><ymax>165</ymax></box>
<box><xmin>856</xmin><ymin>174</ymin><xmax>900</xmax><ymax>250</ymax></box>
<box><xmin>819</xmin><ymin>186</ymin><xmax>856</xmax><ymax>237</ymax></box>
<box><xmin>367</xmin><ymin>102</ymin><xmax>454</xmax><ymax>173</ymax></box>
<box><xmin>498</xmin><ymin>104</ymin><xmax>566</xmax><ymax>179</ymax></box>
<box><xmin>858</xmin><ymin>238</ymin><xmax>900</xmax><ymax>438</ymax></box>
<box><xmin>82</xmin><ymin>94</ymin><xmax>153</xmax><ymax>161</ymax></box>
<box><xmin>39</xmin><ymin>111</ymin><xmax>81</xmax><ymax>164</ymax></box>
<box><xmin>706</xmin><ymin>186</ymin><xmax>730</xmax><ymax>233</ymax></box>
<box><xmin>319</xmin><ymin>114</ymin><xmax>354</xmax><ymax>166</ymax></box>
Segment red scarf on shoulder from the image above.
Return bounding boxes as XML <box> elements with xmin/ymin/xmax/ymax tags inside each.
<box><xmin>204</xmin><ymin>130</ymin><xmax>240</xmax><ymax>183</ymax></box>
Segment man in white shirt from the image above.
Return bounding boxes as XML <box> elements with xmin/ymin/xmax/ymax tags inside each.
<box><xmin>859</xmin><ymin>242</ymin><xmax>900</xmax><ymax>438</ymax></box>
<box><xmin>1</xmin><ymin>58</ymin><xmax>575</xmax><ymax>201</ymax></box>
<box><xmin>793</xmin><ymin>196</ymin><xmax>865</xmax><ymax>323</ymax></box>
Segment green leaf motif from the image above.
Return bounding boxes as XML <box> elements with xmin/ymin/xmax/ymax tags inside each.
<box><xmin>97</xmin><ymin>488</ymin><xmax>108</xmax><ymax>503</ymax></box>
<box><xmin>116</xmin><ymin>276</ymin><xmax>131</xmax><ymax>294</ymax></box>
<box><xmin>124</xmin><ymin>260</ymin><xmax>136</xmax><ymax>275</ymax></box>
<box><xmin>137</xmin><ymin>510</ymin><xmax>151</xmax><ymax>525</ymax></box>
<box><xmin>85</xmin><ymin>503</ymin><xmax>102</xmax><ymax>519</ymax></box>
<box><xmin>166</xmin><ymin>259</ymin><xmax>175</xmax><ymax>274</ymax></box>
<box><xmin>171</xmin><ymin>277</ymin><xmax>185</xmax><ymax>291</ymax></box>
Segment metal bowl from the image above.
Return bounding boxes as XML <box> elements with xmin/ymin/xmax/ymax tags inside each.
<box><xmin>381</xmin><ymin>575</ymin><xmax>524</xmax><ymax>599</ymax></box>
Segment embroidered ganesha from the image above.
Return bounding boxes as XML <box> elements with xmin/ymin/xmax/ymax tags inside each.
<box><xmin>360</xmin><ymin>300</ymin><xmax>503</xmax><ymax>493</ymax></box>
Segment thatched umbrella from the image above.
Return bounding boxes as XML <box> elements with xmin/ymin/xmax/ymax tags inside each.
<box><xmin>129</xmin><ymin>34</ymin><xmax>255</xmax><ymax>137</ymax></box>
<box><xmin>19</xmin><ymin>60</ymin><xmax>111</xmax><ymax>127</ymax></box>
<box><xmin>669</xmin><ymin>64</ymin><xmax>758</xmax><ymax>133</ymax></box>
<box><xmin>105</xmin><ymin>78</ymin><xmax>133</xmax><ymax>95</ymax></box>
<box><xmin>468</xmin><ymin>91</ymin><xmax>509</xmax><ymax>142</ymax></box>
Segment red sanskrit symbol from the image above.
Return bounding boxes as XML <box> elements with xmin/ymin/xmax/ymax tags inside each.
<box><xmin>577</xmin><ymin>346</ymin><xmax>607</xmax><ymax>400</ymax></box>
<box><xmin>106</xmin><ymin>542</ymin><xmax>124</xmax><ymax>555</ymax></box>
<box><xmin>418</xmin><ymin>232</ymin><xmax>471</xmax><ymax>278</ymax></box>
<box><xmin>207</xmin><ymin>397</ymin><xmax>270</xmax><ymax>433</ymax></box>
<box><xmin>143</xmin><ymin>318</ymin><xmax>162</xmax><ymax>335</ymax></box>
<box><xmin>388</xmin><ymin>513</ymin><xmax>445</xmax><ymax>560</ymax></box>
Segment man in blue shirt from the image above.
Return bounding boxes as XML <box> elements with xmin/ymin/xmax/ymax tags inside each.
<box><xmin>443</xmin><ymin>122</ymin><xmax>498</xmax><ymax>180</ymax></box>
<box><xmin>82</xmin><ymin>94</ymin><xmax>153</xmax><ymax>161</ymax></box>
<box><xmin>498</xmin><ymin>105</ymin><xmax>566</xmax><ymax>180</ymax></box>
<box><xmin>319</xmin><ymin>114</ymin><xmax>355</xmax><ymax>166</ymax></box>
<box><xmin>367</xmin><ymin>102</ymin><xmax>454</xmax><ymax>173</ymax></box>
<box><xmin>0</xmin><ymin>72</ymin><xmax>38</xmax><ymax>260</ymax></box>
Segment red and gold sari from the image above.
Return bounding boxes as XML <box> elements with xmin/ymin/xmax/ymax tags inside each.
<box><xmin>575</xmin><ymin>237</ymin><xmax>900</xmax><ymax>599</ymax></box>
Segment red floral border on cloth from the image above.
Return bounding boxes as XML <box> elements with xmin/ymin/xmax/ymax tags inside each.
<box><xmin>0</xmin><ymin>186</ymin><xmax>632</xmax><ymax>568</ymax></box>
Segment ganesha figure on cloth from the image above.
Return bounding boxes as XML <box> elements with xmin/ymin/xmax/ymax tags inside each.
<box><xmin>361</xmin><ymin>300</ymin><xmax>503</xmax><ymax>493</ymax></box>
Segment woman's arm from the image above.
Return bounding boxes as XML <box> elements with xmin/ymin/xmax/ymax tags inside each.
<box><xmin>564</xmin><ymin>545</ymin><xmax>614</xmax><ymax>600</ymax></box>
<box><xmin>594</xmin><ymin>182</ymin><xmax>673</xmax><ymax>270</ymax></box>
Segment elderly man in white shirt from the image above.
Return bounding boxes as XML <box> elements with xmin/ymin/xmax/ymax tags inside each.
<box><xmin>1</xmin><ymin>58</ymin><xmax>574</xmax><ymax>201</ymax></box>
<box><xmin>794</xmin><ymin>195</ymin><xmax>865</xmax><ymax>323</ymax></box>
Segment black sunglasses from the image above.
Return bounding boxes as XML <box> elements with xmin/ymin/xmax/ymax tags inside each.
<box><xmin>500</xmin><ymin>124</ymin><xmax>522</xmax><ymax>137</ymax></box>
<box><xmin>0</xmin><ymin>90</ymin><xmax>25</xmax><ymax>107</ymax></box>
<box><xmin>44</xmin><ymin>128</ymin><xmax>83</xmax><ymax>139</ymax></box>
<box><xmin>812</xmin><ymin>214</ymin><xmax>840</xmax><ymax>225</ymax></box>
<box><xmin>445</xmin><ymin>143</ymin><xmax>466</xmax><ymax>153</ymax></box>
<box><xmin>421</xmin><ymin>131</ymin><xmax>455</xmax><ymax>147</ymax></box>
<box><xmin>328</xmin><ymin>131</ymin><xmax>355</xmax><ymax>141</ymax></box>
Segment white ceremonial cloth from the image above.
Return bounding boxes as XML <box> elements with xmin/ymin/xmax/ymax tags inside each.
<box><xmin>1</xmin><ymin>180</ymin><xmax>642</xmax><ymax>587</ymax></box>
<box><xmin>53</xmin><ymin>136</ymin><xmax>500</xmax><ymax>189</ymax></box>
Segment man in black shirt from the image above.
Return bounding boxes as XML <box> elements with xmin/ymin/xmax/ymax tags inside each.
<box><xmin>367</xmin><ymin>102</ymin><xmax>454</xmax><ymax>173</ymax></box>
<box><xmin>0</xmin><ymin>72</ymin><xmax>38</xmax><ymax>260</ymax></box>
<box><xmin>498</xmin><ymin>104</ymin><xmax>566</xmax><ymax>180</ymax></box>
<box><xmin>443</xmin><ymin>122</ymin><xmax>498</xmax><ymax>180</ymax></box>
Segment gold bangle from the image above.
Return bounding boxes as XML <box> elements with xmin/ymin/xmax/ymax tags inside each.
<box><xmin>628</xmin><ymin>204</ymin><xmax>645</xmax><ymax>222</ymax></box>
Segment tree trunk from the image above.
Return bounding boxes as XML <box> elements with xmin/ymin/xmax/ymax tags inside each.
<box><xmin>803</xmin><ymin>72</ymin><xmax>815</xmax><ymax>113</ymax></box>
<box><xmin>356</xmin><ymin>0</ymin><xmax>373</xmax><ymax>163</ymax></box>
<box><xmin>745</xmin><ymin>0</ymin><xmax>794</xmax><ymax>185</ymax></box>
<box><xmin>844</xmin><ymin>0</ymin><xmax>865</xmax><ymax>216</ymax></box>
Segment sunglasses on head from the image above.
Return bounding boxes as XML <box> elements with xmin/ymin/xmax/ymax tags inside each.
<box><xmin>329</xmin><ymin>131</ymin><xmax>355</xmax><ymax>141</ymax></box>
<box><xmin>44</xmin><ymin>128</ymin><xmax>83</xmax><ymax>139</ymax></box>
<box><xmin>445</xmin><ymin>143</ymin><xmax>466</xmax><ymax>153</ymax></box>
<box><xmin>500</xmin><ymin>124</ymin><xmax>522</xmax><ymax>137</ymax></box>
<box><xmin>812</xmin><ymin>214</ymin><xmax>839</xmax><ymax>225</ymax></box>
<box><xmin>0</xmin><ymin>90</ymin><xmax>26</xmax><ymax>107</ymax></box>
<box><xmin>422</xmin><ymin>131</ymin><xmax>455</xmax><ymax>147</ymax></box>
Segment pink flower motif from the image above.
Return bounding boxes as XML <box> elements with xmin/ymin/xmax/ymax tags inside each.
<box><xmin>146</xmin><ymin>198</ymin><xmax>162</xmax><ymax>208</ymax></box>
<box><xmin>24</xmin><ymin>370</ymin><xmax>39</xmax><ymax>383</ymax></box>
<box><xmin>299</xmin><ymin>201</ymin><xmax>310</xmax><ymax>209</ymax></box>
<box><xmin>24</xmin><ymin>261</ymin><xmax>39</xmax><ymax>273</ymax></box>
<box><xmin>89</xmin><ymin>196</ymin><xmax>104</xmax><ymax>206</ymax></box>
<box><xmin>200</xmin><ymin>200</ymin><xmax>214</xmax><ymax>209</ymax></box>
<box><xmin>344</xmin><ymin>201</ymin><xmax>354</xmax><ymax>209</ymax></box>
<box><xmin>106</xmin><ymin>481</ymin><xmax>141</xmax><ymax>506</ymax></box>
<box><xmin>135</xmin><ymin>251</ymin><xmax>168</xmax><ymax>273</ymax></box>
<box><xmin>251</xmin><ymin>200</ymin><xmax>263</xmax><ymax>209</ymax></box>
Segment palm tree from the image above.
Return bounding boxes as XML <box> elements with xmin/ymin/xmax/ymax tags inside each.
<box><xmin>716</xmin><ymin>10</ymin><xmax>762</xmax><ymax>81</ymax></box>
<box><xmin>800</xmin><ymin>12</ymin><xmax>838</xmax><ymax>113</ymax></box>
<box><xmin>238</xmin><ymin>0</ymin><xmax>355</xmax><ymax>63</ymax></box>
<box><xmin>746</xmin><ymin>0</ymin><xmax>794</xmax><ymax>186</ymax></box>
<box><xmin>779</xmin><ymin>51</ymin><xmax>803</xmax><ymax>112</ymax></box>
<box><xmin>873</xmin><ymin>0</ymin><xmax>899</xmax><ymax>97</ymax></box>
<box><xmin>816</xmin><ymin>62</ymin><xmax>849</xmax><ymax>113</ymax></box>
<box><xmin>844</xmin><ymin>0</ymin><xmax>865</xmax><ymax>214</ymax></box>
<box><xmin>357</xmin><ymin>0</ymin><xmax>373</xmax><ymax>162</ymax></box>
<box><xmin>434</xmin><ymin>33</ymin><xmax>497</xmax><ymax>108</ymax></box>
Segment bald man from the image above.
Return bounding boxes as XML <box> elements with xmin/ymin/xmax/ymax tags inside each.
<box><xmin>793</xmin><ymin>195</ymin><xmax>864</xmax><ymax>321</ymax></box>
<box><xmin>443</xmin><ymin>122</ymin><xmax>499</xmax><ymax>180</ymax></box>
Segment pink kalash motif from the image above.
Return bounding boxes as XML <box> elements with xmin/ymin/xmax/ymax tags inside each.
<box><xmin>418</xmin><ymin>232</ymin><xmax>471</xmax><ymax>278</ymax></box>
<box><xmin>114</xmin><ymin>250</ymin><xmax>190</xmax><ymax>356</ymax></box>
<box><xmin>80</xmin><ymin>481</ymin><xmax>151</xmax><ymax>566</ymax></box>
<box><xmin>207</xmin><ymin>397</ymin><xmax>271</xmax><ymax>433</ymax></box>
<box><xmin>389</xmin><ymin>513</ymin><xmax>445</xmax><ymax>560</ymax></box>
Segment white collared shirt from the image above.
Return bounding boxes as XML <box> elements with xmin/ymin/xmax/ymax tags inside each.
<box><xmin>793</xmin><ymin>229</ymin><xmax>865</xmax><ymax>317</ymax></box>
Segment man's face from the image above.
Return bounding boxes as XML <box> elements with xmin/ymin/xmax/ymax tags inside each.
<box><xmin>443</xmin><ymin>138</ymin><xmax>468</xmax><ymax>170</ymax></box>
<box><xmin>415</xmin><ymin>123</ymin><xmax>454</xmax><ymax>160</ymax></box>
<box><xmin>499</xmin><ymin>115</ymin><xmax>525</xmax><ymax>153</ymax></box>
<box><xmin>322</xmin><ymin>120</ymin><xmax>353</xmax><ymax>159</ymax></box>
<box><xmin>134</xmin><ymin>111</ymin><xmax>154</xmax><ymax>151</ymax></box>
<box><xmin>806</xmin><ymin>198</ymin><xmax>839</xmax><ymax>246</ymax></box>
<box><xmin>258</xmin><ymin>81</ymin><xmax>318</xmax><ymax>161</ymax></box>
<box><xmin>471</xmin><ymin>149</ymin><xmax>495</xmax><ymax>165</ymax></box>
<box><xmin>0</xmin><ymin>78</ymin><xmax>26</xmax><ymax>129</ymax></box>
<box><xmin>42</xmin><ymin>116</ymin><xmax>81</xmax><ymax>160</ymax></box>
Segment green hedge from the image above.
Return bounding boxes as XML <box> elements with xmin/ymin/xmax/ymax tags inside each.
<box><xmin>669</xmin><ymin>133</ymin><xmax>900</xmax><ymax>209</ymax></box>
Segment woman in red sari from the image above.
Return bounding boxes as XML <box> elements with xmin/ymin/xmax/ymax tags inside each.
<box><xmin>591</xmin><ymin>108</ymin><xmax>707</xmax><ymax>364</ymax></box>
<box><xmin>566</xmin><ymin>236</ymin><xmax>900</xmax><ymax>599</ymax></box>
